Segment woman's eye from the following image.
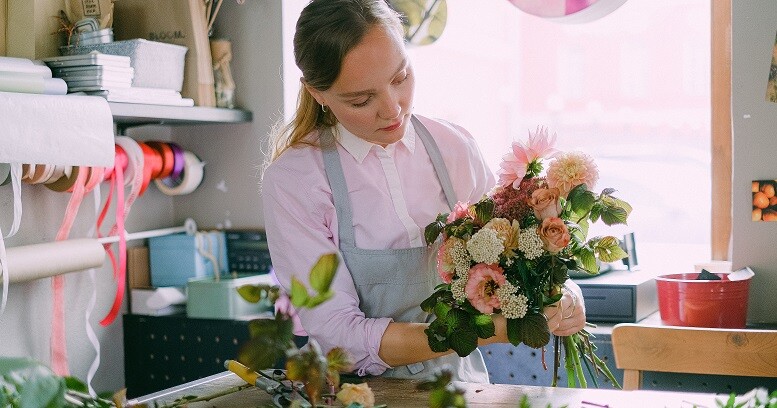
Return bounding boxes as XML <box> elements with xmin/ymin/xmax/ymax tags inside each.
<box><xmin>352</xmin><ymin>97</ymin><xmax>371</xmax><ymax>107</ymax></box>
<box><xmin>394</xmin><ymin>72</ymin><xmax>410</xmax><ymax>84</ymax></box>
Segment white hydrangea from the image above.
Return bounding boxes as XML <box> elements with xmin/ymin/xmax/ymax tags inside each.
<box><xmin>451</xmin><ymin>272</ymin><xmax>468</xmax><ymax>302</ymax></box>
<box><xmin>466</xmin><ymin>228</ymin><xmax>504</xmax><ymax>265</ymax></box>
<box><xmin>448</xmin><ymin>239</ymin><xmax>471</xmax><ymax>278</ymax></box>
<box><xmin>496</xmin><ymin>282</ymin><xmax>528</xmax><ymax>319</ymax></box>
<box><xmin>518</xmin><ymin>227</ymin><xmax>544</xmax><ymax>260</ymax></box>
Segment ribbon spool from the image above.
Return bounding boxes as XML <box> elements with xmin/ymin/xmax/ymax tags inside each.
<box><xmin>154</xmin><ymin>150</ymin><xmax>205</xmax><ymax>196</ymax></box>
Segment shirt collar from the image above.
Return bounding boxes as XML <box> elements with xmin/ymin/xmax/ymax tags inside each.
<box><xmin>335</xmin><ymin>121</ymin><xmax>417</xmax><ymax>163</ymax></box>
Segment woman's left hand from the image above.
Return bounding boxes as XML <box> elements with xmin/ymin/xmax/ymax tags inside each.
<box><xmin>542</xmin><ymin>281</ymin><xmax>586</xmax><ymax>336</ymax></box>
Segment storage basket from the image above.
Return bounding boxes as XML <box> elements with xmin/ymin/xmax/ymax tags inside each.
<box><xmin>60</xmin><ymin>39</ymin><xmax>187</xmax><ymax>91</ymax></box>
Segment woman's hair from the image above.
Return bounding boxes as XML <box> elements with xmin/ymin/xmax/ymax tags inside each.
<box><xmin>268</xmin><ymin>0</ymin><xmax>403</xmax><ymax>161</ymax></box>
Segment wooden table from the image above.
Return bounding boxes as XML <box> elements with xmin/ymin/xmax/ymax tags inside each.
<box><xmin>127</xmin><ymin>371</ymin><xmax>742</xmax><ymax>407</ymax></box>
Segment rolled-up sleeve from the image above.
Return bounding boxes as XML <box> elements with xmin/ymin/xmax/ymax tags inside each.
<box><xmin>262</xmin><ymin>159</ymin><xmax>393</xmax><ymax>376</ymax></box>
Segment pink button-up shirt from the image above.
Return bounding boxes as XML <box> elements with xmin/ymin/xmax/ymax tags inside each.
<box><xmin>262</xmin><ymin>115</ymin><xmax>495</xmax><ymax>375</ymax></box>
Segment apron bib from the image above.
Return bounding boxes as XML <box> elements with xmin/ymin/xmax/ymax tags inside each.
<box><xmin>321</xmin><ymin>116</ymin><xmax>489</xmax><ymax>383</ymax></box>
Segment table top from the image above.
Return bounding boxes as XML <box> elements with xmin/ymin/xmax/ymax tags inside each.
<box><xmin>127</xmin><ymin>371</ymin><xmax>741</xmax><ymax>408</ymax></box>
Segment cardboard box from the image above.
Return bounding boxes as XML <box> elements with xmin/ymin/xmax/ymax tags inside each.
<box><xmin>1</xmin><ymin>0</ymin><xmax>7</xmax><ymax>56</ymax></box>
<box><xmin>6</xmin><ymin>0</ymin><xmax>62</xmax><ymax>59</ymax></box>
<box><xmin>111</xmin><ymin>0</ymin><xmax>215</xmax><ymax>106</ymax></box>
<box><xmin>128</xmin><ymin>246</ymin><xmax>151</xmax><ymax>289</ymax></box>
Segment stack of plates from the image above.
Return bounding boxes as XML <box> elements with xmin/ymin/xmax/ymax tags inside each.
<box><xmin>42</xmin><ymin>52</ymin><xmax>134</xmax><ymax>92</ymax></box>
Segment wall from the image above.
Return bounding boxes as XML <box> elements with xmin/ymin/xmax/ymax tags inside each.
<box><xmin>731</xmin><ymin>2</ymin><xmax>777</xmax><ymax>325</ymax></box>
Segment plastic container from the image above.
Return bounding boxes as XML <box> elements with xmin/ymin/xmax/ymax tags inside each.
<box><xmin>655</xmin><ymin>272</ymin><xmax>752</xmax><ymax>328</ymax></box>
<box><xmin>186</xmin><ymin>274</ymin><xmax>275</xmax><ymax>320</ymax></box>
<box><xmin>60</xmin><ymin>39</ymin><xmax>187</xmax><ymax>91</ymax></box>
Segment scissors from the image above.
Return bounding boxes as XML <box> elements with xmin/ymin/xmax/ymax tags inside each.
<box><xmin>225</xmin><ymin>360</ymin><xmax>311</xmax><ymax>408</ymax></box>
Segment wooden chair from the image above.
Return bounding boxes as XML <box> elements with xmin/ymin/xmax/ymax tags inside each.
<box><xmin>611</xmin><ymin>323</ymin><xmax>777</xmax><ymax>390</ymax></box>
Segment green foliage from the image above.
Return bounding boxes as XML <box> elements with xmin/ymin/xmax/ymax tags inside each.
<box><xmin>507</xmin><ymin>313</ymin><xmax>551</xmax><ymax>349</ymax></box>
<box><xmin>389</xmin><ymin>0</ymin><xmax>448</xmax><ymax>46</ymax></box>
<box><xmin>716</xmin><ymin>389</ymin><xmax>777</xmax><ymax>408</ymax></box>
<box><xmin>416</xmin><ymin>367</ymin><xmax>467</xmax><ymax>408</ymax></box>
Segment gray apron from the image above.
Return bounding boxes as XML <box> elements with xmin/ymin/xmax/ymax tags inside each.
<box><xmin>321</xmin><ymin>115</ymin><xmax>489</xmax><ymax>383</ymax></box>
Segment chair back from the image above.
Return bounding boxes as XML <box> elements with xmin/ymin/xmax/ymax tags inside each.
<box><xmin>611</xmin><ymin>323</ymin><xmax>777</xmax><ymax>390</ymax></box>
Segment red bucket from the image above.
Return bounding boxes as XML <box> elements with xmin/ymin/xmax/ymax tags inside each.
<box><xmin>655</xmin><ymin>273</ymin><xmax>752</xmax><ymax>328</ymax></box>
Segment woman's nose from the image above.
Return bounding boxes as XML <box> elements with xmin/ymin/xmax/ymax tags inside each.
<box><xmin>378</xmin><ymin>93</ymin><xmax>401</xmax><ymax>120</ymax></box>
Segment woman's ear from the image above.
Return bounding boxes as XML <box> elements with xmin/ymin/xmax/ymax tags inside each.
<box><xmin>303</xmin><ymin>80</ymin><xmax>327</xmax><ymax>107</ymax></box>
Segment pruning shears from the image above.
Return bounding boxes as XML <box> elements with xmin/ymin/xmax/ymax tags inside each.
<box><xmin>225</xmin><ymin>360</ymin><xmax>311</xmax><ymax>408</ymax></box>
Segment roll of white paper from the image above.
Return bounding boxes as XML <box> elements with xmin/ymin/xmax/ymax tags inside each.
<box><xmin>0</xmin><ymin>92</ymin><xmax>114</xmax><ymax>167</ymax></box>
<box><xmin>5</xmin><ymin>239</ymin><xmax>105</xmax><ymax>283</ymax></box>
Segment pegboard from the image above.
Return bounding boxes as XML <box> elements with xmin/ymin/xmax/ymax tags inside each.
<box><xmin>123</xmin><ymin>314</ymin><xmax>252</xmax><ymax>398</ymax></box>
<box><xmin>479</xmin><ymin>333</ymin><xmax>777</xmax><ymax>393</ymax></box>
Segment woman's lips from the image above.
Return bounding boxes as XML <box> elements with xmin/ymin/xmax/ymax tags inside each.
<box><xmin>380</xmin><ymin>120</ymin><xmax>402</xmax><ymax>132</ymax></box>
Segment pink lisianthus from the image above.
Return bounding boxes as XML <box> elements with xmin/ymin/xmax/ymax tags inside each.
<box><xmin>537</xmin><ymin>217</ymin><xmax>571</xmax><ymax>253</ymax></box>
<box><xmin>447</xmin><ymin>201</ymin><xmax>471</xmax><ymax>223</ymax></box>
<box><xmin>546</xmin><ymin>151</ymin><xmax>599</xmax><ymax>198</ymax></box>
<box><xmin>497</xmin><ymin>126</ymin><xmax>559</xmax><ymax>188</ymax></box>
<box><xmin>465</xmin><ymin>264</ymin><xmax>507</xmax><ymax>314</ymax></box>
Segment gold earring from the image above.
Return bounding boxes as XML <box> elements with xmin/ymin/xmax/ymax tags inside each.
<box><xmin>321</xmin><ymin>104</ymin><xmax>327</xmax><ymax>113</ymax></box>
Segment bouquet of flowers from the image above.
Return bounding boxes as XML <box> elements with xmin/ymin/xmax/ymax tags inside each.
<box><xmin>422</xmin><ymin>127</ymin><xmax>632</xmax><ymax>388</ymax></box>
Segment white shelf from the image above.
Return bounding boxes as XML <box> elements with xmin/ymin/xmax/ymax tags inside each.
<box><xmin>109</xmin><ymin>103</ymin><xmax>253</xmax><ymax>129</ymax></box>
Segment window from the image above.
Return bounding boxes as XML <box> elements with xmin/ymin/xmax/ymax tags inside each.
<box><xmin>408</xmin><ymin>0</ymin><xmax>712</xmax><ymax>271</ymax></box>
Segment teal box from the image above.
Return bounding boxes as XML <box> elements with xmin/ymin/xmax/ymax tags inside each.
<box><xmin>186</xmin><ymin>274</ymin><xmax>275</xmax><ymax>320</ymax></box>
<box><xmin>149</xmin><ymin>232</ymin><xmax>227</xmax><ymax>287</ymax></box>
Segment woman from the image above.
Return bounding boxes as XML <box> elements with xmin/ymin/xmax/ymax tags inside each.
<box><xmin>262</xmin><ymin>0</ymin><xmax>586</xmax><ymax>383</ymax></box>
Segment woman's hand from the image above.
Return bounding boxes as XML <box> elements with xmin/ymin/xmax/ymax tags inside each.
<box><xmin>543</xmin><ymin>281</ymin><xmax>586</xmax><ymax>336</ymax></box>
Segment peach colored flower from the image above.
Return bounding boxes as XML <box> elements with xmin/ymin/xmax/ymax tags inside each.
<box><xmin>546</xmin><ymin>151</ymin><xmax>599</xmax><ymax>197</ymax></box>
<box><xmin>447</xmin><ymin>201</ymin><xmax>471</xmax><ymax>223</ymax></box>
<box><xmin>465</xmin><ymin>264</ymin><xmax>507</xmax><ymax>314</ymax></box>
<box><xmin>483</xmin><ymin>217</ymin><xmax>520</xmax><ymax>255</ymax></box>
<box><xmin>537</xmin><ymin>217</ymin><xmax>571</xmax><ymax>254</ymax></box>
<box><xmin>336</xmin><ymin>382</ymin><xmax>375</xmax><ymax>407</ymax></box>
<box><xmin>497</xmin><ymin>126</ymin><xmax>559</xmax><ymax>188</ymax></box>
<box><xmin>529</xmin><ymin>187</ymin><xmax>562</xmax><ymax>220</ymax></box>
<box><xmin>437</xmin><ymin>237</ymin><xmax>467</xmax><ymax>284</ymax></box>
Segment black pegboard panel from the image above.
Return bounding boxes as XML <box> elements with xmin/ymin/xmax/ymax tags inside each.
<box><xmin>123</xmin><ymin>314</ymin><xmax>252</xmax><ymax>398</ymax></box>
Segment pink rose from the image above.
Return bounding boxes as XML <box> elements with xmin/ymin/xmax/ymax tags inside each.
<box><xmin>529</xmin><ymin>187</ymin><xmax>562</xmax><ymax>220</ymax></box>
<box><xmin>447</xmin><ymin>201</ymin><xmax>471</xmax><ymax>223</ymax></box>
<box><xmin>465</xmin><ymin>264</ymin><xmax>506</xmax><ymax>314</ymax></box>
<box><xmin>537</xmin><ymin>217</ymin><xmax>571</xmax><ymax>253</ymax></box>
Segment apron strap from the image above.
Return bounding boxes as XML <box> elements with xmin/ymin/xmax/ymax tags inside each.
<box><xmin>412</xmin><ymin>116</ymin><xmax>457</xmax><ymax>210</ymax></box>
<box><xmin>321</xmin><ymin>128</ymin><xmax>357</xmax><ymax>248</ymax></box>
<box><xmin>320</xmin><ymin>115</ymin><xmax>458</xmax><ymax>248</ymax></box>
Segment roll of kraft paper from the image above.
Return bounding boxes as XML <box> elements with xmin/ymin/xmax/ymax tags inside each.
<box><xmin>4</xmin><ymin>239</ymin><xmax>105</xmax><ymax>283</ymax></box>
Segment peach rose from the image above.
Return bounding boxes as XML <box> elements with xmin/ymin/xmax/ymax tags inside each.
<box><xmin>336</xmin><ymin>382</ymin><xmax>375</xmax><ymax>407</ymax></box>
<box><xmin>529</xmin><ymin>187</ymin><xmax>562</xmax><ymax>220</ymax></box>
<box><xmin>537</xmin><ymin>217</ymin><xmax>570</xmax><ymax>253</ymax></box>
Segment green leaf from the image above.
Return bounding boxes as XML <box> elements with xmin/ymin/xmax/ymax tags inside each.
<box><xmin>568</xmin><ymin>184</ymin><xmax>596</xmax><ymax>216</ymax></box>
<box><xmin>599</xmin><ymin>196</ymin><xmax>631</xmax><ymax>226</ymax></box>
<box><xmin>425</xmin><ymin>325</ymin><xmax>451</xmax><ymax>353</ymax></box>
<box><xmin>309</xmin><ymin>253</ymin><xmax>338</xmax><ymax>293</ymax></box>
<box><xmin>0</xmin><ymin>357</ymin><xmax>67</xmax><ymax>408</ymax></box>
<box><xmin>473</xmin><ymin>314</ymin><xmax>495</xmax><ymax>339</ymax></box>
<box><xmin>446</xmin><ymin>308</ymin><xmax>472</xmax><ymax>332</ymax></box>
<box><xmin>290</xmin><ymin>276</ymin><xmax>310</xmax><ymax>308</ymax></box>
<box><xmin>595</xmin><ymin>236</ymin><xmax>629</xmax><ymax>263</ymax></box>
<box><xmin>473</xmin><ymin>198</ymin><xmax>495</xmax><ymax>224</ymax></box>
<box><xmin>448</xmin><ymin>329</ymin><xmax>478</xmax><ymax>357</ymax></box>
<box><xmin>425</xmin><ymin>220</ymin><xmax>445</xmax><ymax>244</ymax></box>
<box><xmin>305</xmin><ymin>291</ymin><xmax>334</xmax><ymax>308</ymax></box>
<box><xmin>575</xmin><ymin>247</ymin><xmax>598</xmax><ymax>273</ymax></box>
<box><xmin>236</xmin><ymin>284</ymin><xmax>264</xmax><ymax>303</ymax></box>
<box><xmin>433</xmin><ymin>302</ymin><xmax>452</xmax><ymax>319</ymax></box>
<box><xmin>516</xmin><ymin>313</ymin><xmax>551</xmax><ymax>349</ymax></box>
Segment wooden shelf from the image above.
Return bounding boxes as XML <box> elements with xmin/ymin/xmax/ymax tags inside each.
<box><xmin>109</xmin><ymin>102</ymin><xmax>253</xmax><ymax>129</ymax></box>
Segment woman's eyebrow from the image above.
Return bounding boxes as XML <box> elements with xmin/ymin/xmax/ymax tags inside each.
<box><xmin>337</xmin><ymin>58</ymin><xmax>407</xmax><ymax>98</ymax></box>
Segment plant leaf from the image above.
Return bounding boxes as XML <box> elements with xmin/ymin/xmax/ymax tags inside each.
<box><xmin>236</xmin><ymin>284</ymin><xmax>264</xmax><ymax>303</ymax></box>
<box><xmin>448</xmin><ymin>328</ymin><xmax>478</xmax><ymax>357</ymax></box>
<box><xmin>290</xmin><ymin>276</ymin><xmax>310</xmax><ymax>308</ymax></box>
<box><xmin>309</xmin><ymin>253</ymin><xmax>338</xmax><ymax>293</ymax></box>
<box><xmin>473</xmin><ymin>313</ymin><xmax>495</xmax><ymax>339</ymax></box>
<box><xmin>575</xmin><ymin>247</ymin><xmax>598</xmax><ymax>273</ymax></box>
<box><xmin>595</xmin><ymin>236</ymin><xmax>629</xmax><ymax>263</ymax></box>
<box><xmin>425</xmin><ymin>219</ymin><xmax>445</xmax><ymax>244</ymax></box>
<box><xmin>305</xmin><ymin>291</ymin><xmax>334</xmax><ymax>308</ymax></box>
<box><xmin>517</xmin><ymin>313</ymin><xmax>551</xmax><ymax>349</ymax></box>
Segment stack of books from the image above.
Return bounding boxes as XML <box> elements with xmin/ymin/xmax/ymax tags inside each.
<box><xmin>0</xmin><ymin>56</ymin><xmax>68</xmax><ymax>95</ymax></box>
<box><xmin>42</xmin><ymin>51</ymin><xmax>194</xmax><ymax>107</ymax></box>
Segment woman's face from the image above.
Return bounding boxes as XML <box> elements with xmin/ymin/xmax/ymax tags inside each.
<box><xmin>308</xmin><ymin>24</ymin><xmax>415</xmax><ymax>146</ymax></box>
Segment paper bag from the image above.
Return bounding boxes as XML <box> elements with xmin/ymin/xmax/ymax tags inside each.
<box><xmin>112</xmin><ymin>0</ymin><xmax>215</xmax><ymax>107</ymax></box>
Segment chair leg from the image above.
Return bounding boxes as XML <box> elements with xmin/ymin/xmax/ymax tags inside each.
<box><xmin>622</xmin><ymin>369</ymin><xmax>642</xmax><ymax>390</ymax></box>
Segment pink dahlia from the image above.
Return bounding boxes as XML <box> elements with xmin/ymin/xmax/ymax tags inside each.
<box><xmin>465</xmin><ymin>263</ymin><xmax>507</xmax><ymax>314</ymax></box>
<box><xmin>546</xmin><ymin>151</ymin><xmax>599</xmax><ymax>197</ymax></box>
<box><xmin>497</xmin><ymin>126</ymin><xmax>559</xmax><ymax>188</ymax></box>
